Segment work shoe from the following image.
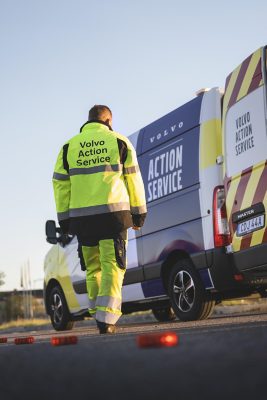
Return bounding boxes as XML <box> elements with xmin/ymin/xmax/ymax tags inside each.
<box><xmin>96</xmin><ymin>320</ymin><xmax>116</xmax><ymax>334</ymax></box>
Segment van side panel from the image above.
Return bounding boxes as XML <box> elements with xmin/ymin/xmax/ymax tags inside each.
<box><xmin>135</xmin><ymin>97</ymin><xmax>203</xmax><ymax>298</ymax></box>
<box><xmin>140</xmin><ymin>115</ymin><xmax>202</xmax><ymax>267</ymax></box>
<box><xmin>142</xmin><ymin>213</ymin><xmax>204</xmax><ymax>266</ymax></box>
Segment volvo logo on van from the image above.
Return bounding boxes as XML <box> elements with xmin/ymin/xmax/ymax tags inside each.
<box><xmin>149</xmin><ymin>121</ymin><xmax>184</xmax><ymax>143</ymax></box>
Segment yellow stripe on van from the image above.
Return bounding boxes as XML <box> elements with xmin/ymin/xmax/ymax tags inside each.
<box><xmin>232</xmin><ymin>232</ymin><xmax>239</xmax><ymax>251</ymax></box>
<box><xmin>200</xmin><ymin>119</ymin><xmax>221</xmax><ymax>170</ymax></box>
<box><xmin>236</xmin><ymin>49</ymin><xmax>261</xmax><ymax>102</ymax></box>
<box><xmin>232</xmin><ymin>163</ymin><xmax>265</xmax><ymax>252</ymax></box>
<box><xmin>239</xmin><ymin>163</ymin><xmax>265</xmax><ymax>210</ymax></box>
<box><xmin>226</xmin><ymin>174</ymin><xmax>241</xmax><ymax>253</ymax></box>
<box><xmin>225</xmin><ymin>173</ymin><xmax>241</xmax><ymax>223</ymax></box>
<box><xmin>223</xmin><ymin>64</ymin><xmax>242</xmax><ymax>116</ymax></box>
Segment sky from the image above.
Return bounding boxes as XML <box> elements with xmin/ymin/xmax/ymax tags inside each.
<box><xmin>0</xmin><ymin>0</ymin><xmax>266</xmax><ymax>291</ymax></box>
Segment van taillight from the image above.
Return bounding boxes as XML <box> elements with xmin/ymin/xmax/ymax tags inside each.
<box><xmin>213</xmin><ymin>186</ymin><xmax>231</xmax><ymax>247</ymax></box>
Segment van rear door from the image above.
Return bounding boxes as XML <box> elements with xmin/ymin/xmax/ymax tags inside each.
<box><xmin>223</xmin><ymin>46</ymin><xmax>267</xmax><ymax>270</ymax></box>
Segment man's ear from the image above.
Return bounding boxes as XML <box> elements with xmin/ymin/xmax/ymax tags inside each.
<box><xmin>105</xmin><ymin>118</ymin><xmax>112</xmax><ymax>128</ymax></box>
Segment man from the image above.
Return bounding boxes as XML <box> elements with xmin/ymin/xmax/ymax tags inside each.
<box><xmin>52</xmin><ymin>105</ymin><xmax>147</xmax><ymax>334</ymax></box>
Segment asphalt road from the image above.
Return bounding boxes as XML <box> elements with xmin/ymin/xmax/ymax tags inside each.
<box><xmin>1</xmin><ymin>313</ymin><xmax>267</xmax><ymax>400</ymax></box>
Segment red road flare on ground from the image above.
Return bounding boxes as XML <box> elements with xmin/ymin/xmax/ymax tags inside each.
<box><xmin>14</xmin><ymin>336</ymin><xmax>35</xmax><ymax>345</ymax></box>
<box><xmin>51</xmin><ymin>336</ymin><xmax>78</xmax><ymax>346</ymax></box>
<box><xmin>137</xmin><ymin>332</ymin><xmax>178</xmax><ymax>348</ymax></box>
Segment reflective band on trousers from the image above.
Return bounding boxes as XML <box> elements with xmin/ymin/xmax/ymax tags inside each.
<box><xmin>53</xmin><ymin>172</ymin><xmax>70</xmax><ymax>180</ymax></box>
<box><xmin>69</xmin><ymin>202</ymin><xmax>130</xmax><ymax>217</ymax></box>
<box><xmin>96</xmin><ymin>310</ymin><xmax>121</xmax><ymax>325</ymax></box>
<box><xmin>130</xmin><ymin>205</ymin><xmax>147</xmax><ymax>214</ymax></box>
<box><xmin>69</xmin><ymin>164</ymin><xmax>123</xmax><ymax>176</ymax></box>
<box><xmin>123</xmin><ymin>165</ymin><xmax>140</xmax><ymax>174</ymax></box>
<box><xmin>96</xmin><ymin>296</ymin><xmax>121</xmax><ymax>311</ymax></box>
<box><xmin>57</xmin><ymin>211</ymin><xmax>70</xmax><ymax>221</ymax></box>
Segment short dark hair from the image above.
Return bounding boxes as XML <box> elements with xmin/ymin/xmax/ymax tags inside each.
<box><xmin>88</xmin><ymin>105</ymin><xmax>112</xmax><ymax>121</ymax></box>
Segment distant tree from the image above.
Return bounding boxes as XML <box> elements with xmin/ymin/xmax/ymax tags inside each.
<box><xmin>0</xmin><ymin>272</ymin><xmax>5</xmax><ymax>287</ymax></box>
<box><xmin>6</xmin><ymin>292</ymin><xmax>24</xmax><ymax>321</ymax></box>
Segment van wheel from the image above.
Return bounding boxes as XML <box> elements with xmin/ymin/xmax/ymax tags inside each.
<box><xmin>152</xmin><ymin>306</ymin><xmax>176</xmax><ymax>322</ymax></box>
<box><xmin>168</xmin><ymin>259</ymin><xmax>215</xmax><ymax>321</ymax></box>
<box><xmin>48</xmin><ymin>286</ymin><xmax>74</xmax><ymax>331</ymax></box>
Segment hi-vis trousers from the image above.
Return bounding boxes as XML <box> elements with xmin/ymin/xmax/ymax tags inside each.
<box><xmin>78</xmin><ymin>232</ymin><xmax>127</xmax><ymax>325</ymax></box>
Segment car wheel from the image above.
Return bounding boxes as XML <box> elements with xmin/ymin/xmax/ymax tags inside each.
<box><xmin>48</xmin><ymin>286</ymin><xmax>74</xmax><ymax>331</ymax></box>
<box><xmin>168</xmin><ymin>259</ymin><xmax>215</xmax><ymax>321</ymax></box>
<box><xmin>152</xmin><ymin>306</ymin><xmax>176</xmax><ymax>322</ymax></box>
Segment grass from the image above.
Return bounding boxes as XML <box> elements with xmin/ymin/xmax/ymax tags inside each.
<box><xmin>0</xmin><ymin>318</ymin><xmax>50</xmax><ymax>331</ymax></box>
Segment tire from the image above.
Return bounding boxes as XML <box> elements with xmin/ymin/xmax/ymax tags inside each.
<box><xmin>168</xmin><ymin>259</ymin><xmax>215</xmax><ymax>321</ymax></box>
<box><xmin>48</xmin><ymin>286</ymin><xmax>74</xmax><ymax>331</ymax></box>
<box><xmin>152</xmin><ymin>306</ymin><xmax>176</xmax><ymax>322</ymax></box>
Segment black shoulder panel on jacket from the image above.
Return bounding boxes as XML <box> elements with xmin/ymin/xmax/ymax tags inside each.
<box><xmin>62</xmin><ymin>144</ymin><xmax>70</xmax><ymax>173</ymax></box>
<box><xmin>117</xmin><ymin>138</ymin><xmax>128</xmax><ymax>165</ymax></box>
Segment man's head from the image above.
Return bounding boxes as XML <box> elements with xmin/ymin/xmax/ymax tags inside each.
<box><xmin>88</xmin><ymin>105</ymin><xmax>112</xmax><ymax>128</ymax></box>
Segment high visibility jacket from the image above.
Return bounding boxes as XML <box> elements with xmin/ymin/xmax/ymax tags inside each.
<box><xmin>53</xmin><ymin>121</ymin><xmax>147</xmax><ymax>240</ymax></box>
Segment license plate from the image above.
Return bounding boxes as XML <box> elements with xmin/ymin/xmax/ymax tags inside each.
<box><xmin>237</xmin><ymin>215</ymin><xmax>265</xmax><ymax>236</ymax></box>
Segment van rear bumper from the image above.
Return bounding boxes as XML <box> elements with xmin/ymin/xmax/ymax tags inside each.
<box><xmin>206</xmin><ymin>245</ymin><xmax>267</xmax><ymax>295</ymax></box>
<box><xmin>234</xmin><ymin>243</ymin><xmax>267</xmax><ymax>287</ymax></box>
<box><xmin>233</xmin><ymin>242</ymin><xmax>267</xmax><ymax>273</ymax></box>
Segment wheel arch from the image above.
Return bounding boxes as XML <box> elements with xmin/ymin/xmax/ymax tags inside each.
<box><xmin>161</xmin><ymin>250</ymin><xmax>195</xmax><ymax>291</ymax></box>
<box><xmin>164</xmin><ymin>255</ymin><xmax>215</xmax><ymax>321</ymax></box>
